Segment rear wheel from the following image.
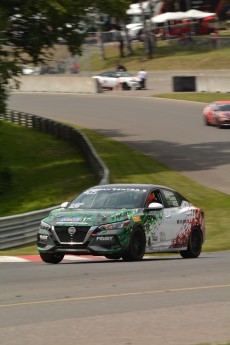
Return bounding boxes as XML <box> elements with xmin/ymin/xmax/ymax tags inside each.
<box><xmin>122</xmin><ymin>227</ymin><xmax>146</xmax><ymax>261</ymax></box>
<box><xmin>104</xmin><ymin>254</ymin><xmax>121</xmax><ymax>260</ymax></box>
<box><xmin>39</xmin><ymin>252</ymin><xmax>64</xmax><ymax>264</ymax></box>
<box><xmin>180</xmin><ymin>229</ymin><xmax>202</xmax><ymax>259</ymax></box>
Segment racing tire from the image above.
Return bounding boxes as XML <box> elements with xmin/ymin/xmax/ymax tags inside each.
<box><xmin>122</xmin><ymin>227</ymin><xmax>146</xmax><ymax>261</ymax></box>
<box><xmin>179</xmin><ymin>228</ymin><xmax>202</xmax><ymax>259</ymax></box>
<box><xmin>217</xmin><ymin>121</ymin><xmax>223</xmax><ymax>129</ymax></box>
<box><xmin>204</xmin><ymin>117</ymin><xmax>210</xmax><ymax>126</ymax></box>
<box><xmin>39</xmin><ymin>252</ymin><xmax>64</xmax><ymax>264</ymax></box>
<box><xmin>104</xmin><ymin>254</ymin><xmax>121</xmax><ymax>260</ymax></box>
<box><xmin>122</xmin><ymin>83</ymin><xmax>131</xmax><ymax>91</ymax></box>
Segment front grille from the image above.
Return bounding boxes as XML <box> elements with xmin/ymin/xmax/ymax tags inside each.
<box><xmin>54</xmin><ymin>226</ymin><xmax>91</xmax><ymax>243</ymax></box>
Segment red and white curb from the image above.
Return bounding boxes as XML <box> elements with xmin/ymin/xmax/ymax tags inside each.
<box><xmin>0</xmin><ymin>255</ymin><xmax>107</xmax><ymax>263</ymax></box>
<box><xmin>0</xmin><ymin>255</ymin><xmax>156</xmax><ymax>263</ymax></box>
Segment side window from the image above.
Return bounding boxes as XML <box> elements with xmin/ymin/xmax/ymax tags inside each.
<box><xmin>146</xmin><ymin>189</ymin><xmax>163</xmax><ymax>206</ymax></box>
<box><xmin>162</xmin><ymin>189</ymin><xmax>180</xmax><ymax>208</ymax></box>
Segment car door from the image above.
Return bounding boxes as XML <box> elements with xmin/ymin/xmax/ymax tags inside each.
<box><xmin>157</xmin><ymin>188</ymin><xmax>192</xmax><ymax>251</ymax></box>
<box><xmin>100</xmin><ymin>72</ymin><xmax>117</xmax><ymax>88</ymax></box>
<box><xmin>144</xmin><ymin>189</ymin><xmax>165</xmax><ymax>252</ymax></box>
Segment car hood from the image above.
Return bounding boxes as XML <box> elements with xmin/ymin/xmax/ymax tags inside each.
<box><xmin>44</xmin><ymin>208</ymin><xmax>140</xmax><ymax>227</ymax></box>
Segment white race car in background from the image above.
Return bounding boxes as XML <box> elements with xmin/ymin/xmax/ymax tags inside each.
<box><xmin>92</xmin><ymin>71</ymin><xmax>141</xmax><ymax>90</ymax></box>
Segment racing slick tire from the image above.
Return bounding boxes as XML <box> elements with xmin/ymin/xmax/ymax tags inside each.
<box><xmin>179</xmin><ymin>228</ymin><xmax>202</xmax><ymax>259</ymax></box>
<box><xmin>122</xmin><ymin>227</ymin><xmax>146</xmax><ymax>261</ymax></box>
<box><xmin>39</xmin><ymin>252</ymin><xmax>64</xmax><ymax>264</ymax></box>
<box><xmin>122</xmin><ymin>82</ymin><xmax>131</xmax><ymax>91</ymax></box>
<box><xmin>104</xmin><ymin>254</ymin><xmax>122</xmax><ymax>260</ymax></box>
<box><xmin>217</xmin><ymin>121</ymin><xmax>223</xmax><ymax>129</ymax></box>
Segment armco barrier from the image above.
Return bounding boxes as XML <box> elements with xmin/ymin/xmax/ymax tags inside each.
<box><xmin>0</xmin><ymin>207</ymin><xmax>58</xmax><ymax>250</ymax></box>
<box><xmin>0</xmin><ymin>110</ymin><xmax>109</xmax><ymax>249</ymax></box>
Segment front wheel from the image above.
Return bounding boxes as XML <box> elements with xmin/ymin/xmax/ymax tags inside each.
<box><xmin>122</xmin><ymin>82</ymin><xmax>131</xmax><ymax>90</ymax></box>
<box><xmin>204</xmin><ymin>116</ymin><xmax>210</xmax><ymax>126</ymax></box>
<box><xmin>180</xmin><ymin>229</ymin><xmax>202</xmax><ymax>259</ymax></box>
<box><xmin>217</xmin><ymin>121</ymin><xmax>223</xmax><ymax>129</ymax></box>
<box><xmin>122</xmin><ymin>227</ymin><xmax>146</xmax><ymax>261</ymax></box>
<box><xmin>39</xmin><ymin>252</ymin><xmax>64</xmax><ymax>264</ymax></box>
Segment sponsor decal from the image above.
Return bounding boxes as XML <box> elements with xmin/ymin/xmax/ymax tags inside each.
<box><xmin>58</xmin><ymin>217</ymin><xmax>90</xmax><ymax>223</ymax></box>
<box><xmin>133</xmin><ymin>216</ymin><xmax>141</xmax><ymax>222</ymax></box>
<box><xmin>40</xmin><ymin>235</ymin><xmax>48</xmax><ymax>240</ymax></box>
<box><xmin>96</xmin><ymin>236</ymin><xmax>114</xmax><ymax>244</ymax></box>
<box><xmin>177</xmin><ymin>219</ymin><xmax>190</xmax><ymax>224</ymax></box>
<box><xmin>84</xmin><ymin>188</ymin><xmax>147</xmax><ymax>194</ymax></box>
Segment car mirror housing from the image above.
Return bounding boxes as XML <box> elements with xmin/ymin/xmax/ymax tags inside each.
<box><xmin>61</xmin><ymin>202</ymin><xmax>68</xmax><ymax>208</ymax></box>
<box><xmin>145</xmin><ymin>202</ymin><xmax>164</xmax><ymax>211</ymax></box>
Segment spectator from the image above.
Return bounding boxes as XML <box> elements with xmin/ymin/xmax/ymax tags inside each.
<box><xmin>116</xmin><ymin>61</ymin><xmax>127</xmax><ymax>72</ymax></box>
<box><xmin>137</xmin><ymin>68</ymin><xmax>148</xmax><ymax>89</ymax></box>
<box><xmin>71</xmin><ymin>62</ymin><xmax>79</xmax><ymax>74</ymax></box>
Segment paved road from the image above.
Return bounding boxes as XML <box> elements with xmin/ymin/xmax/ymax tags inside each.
<box><xmin>9</xmin><ymin>89</ymin><xmax>230</xmax><ymax>194</ymax></box>
<box><xmin>1</xmin><ymin>251</ymin><xmax>230</xmax><ymax>345</ymax></box>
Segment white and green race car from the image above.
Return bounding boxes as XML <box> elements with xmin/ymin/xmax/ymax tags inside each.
<box><xmin>37</xmin><ymin>183</ymin><xmax>205</xmax><ymax>264</ymax></box>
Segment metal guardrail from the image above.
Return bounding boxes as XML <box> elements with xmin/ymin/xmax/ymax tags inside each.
<box><xmin>0</xmin><ymin>207</ymin><xmax>57</xmax><ymax>250</ymax></box>
<box><xmin>0</xmin><ymin>110</ymin><xmax>109</xmax><ymax>249</ymax></box>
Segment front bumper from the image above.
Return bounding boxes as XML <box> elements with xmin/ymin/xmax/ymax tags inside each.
<box><xmin>37</xmin><ymin>226</ymin><xmax>129</xmax><ymax>256</ymax></box>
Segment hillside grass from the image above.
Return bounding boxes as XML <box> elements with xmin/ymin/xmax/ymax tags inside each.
<box><xmin>0</xmin><ymin>121</ymin><xmax>96</xmax><ymax>215</ymax></box>
<box><xmin>79</xmin><ymin>40</ymin><xmax>230</xmax><ymax>72</ymax></box>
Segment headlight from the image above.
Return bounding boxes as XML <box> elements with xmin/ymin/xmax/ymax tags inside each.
<box><xmin>99</xmin><ymin>220</ymin><xmax>130</xmax><ymax>231</ymax></box>
<box><xmin>40</xmin><ymin>220</ymin><xmax>52</xmax><ymax>231</ymax></box>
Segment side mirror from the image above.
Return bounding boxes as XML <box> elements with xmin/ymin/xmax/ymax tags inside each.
<box><xmin>145</xmin><ymin>202</ymin><xmax>164</xmax><ymax>211</ymax></box>
<box><xmin>61</xmin><ymin>202</ymin><xmax>69</xmax><ymax>208</ymax></box>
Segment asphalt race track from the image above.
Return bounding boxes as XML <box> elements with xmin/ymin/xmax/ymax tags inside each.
<box><xmin>9</xmin><ymin>92</ymin><xmax>230</xmax><ymax>194</ymax></box>
<box><xmin>0</xmin><ymin>252</ymin><xmax>230</xmax><ymax>345</ymax></box>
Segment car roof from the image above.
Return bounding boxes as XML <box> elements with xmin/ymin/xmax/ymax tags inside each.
<box><xmin>89</xmin><ymin>183</ymin><xmax>175</xmax><ymax>192</ymax></box>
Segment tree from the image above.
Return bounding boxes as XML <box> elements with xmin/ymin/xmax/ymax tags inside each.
<box><xmin>0</xmin><ymin>0</ymin><xmax>131</xmax><ymax>113</ymax></box>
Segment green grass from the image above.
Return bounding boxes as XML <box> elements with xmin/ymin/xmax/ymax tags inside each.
<box><xmin>0</xmin><ymin>121</ymin><xmax>96</xmax><ymax>215</ymax></box>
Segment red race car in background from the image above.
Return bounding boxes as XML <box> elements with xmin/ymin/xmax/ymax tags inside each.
<box><xmin>203</xmin><ymin>100</ymin><xmax>230</xmax><ymax>128</ymax></box>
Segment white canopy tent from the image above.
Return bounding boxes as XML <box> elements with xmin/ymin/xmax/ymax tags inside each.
<box><xmin>152</xmin><ymin>9</ymin><xmax>216</xmax><ymax>24</ymax></box>
<box><xmin>152</xmin><ymin>11</ymin><xmax>188</xmax><ymax>24</ymax></box>
<box><xmin>185</xmin><ymin>9</ymin><xmax>216</xmax><ymax>19</ymax></box>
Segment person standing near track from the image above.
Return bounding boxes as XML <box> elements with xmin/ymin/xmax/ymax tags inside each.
<box><xmin>137</xmin><ymin>68</ymin><xmax>148</xmax><ymax>89</ymax></box>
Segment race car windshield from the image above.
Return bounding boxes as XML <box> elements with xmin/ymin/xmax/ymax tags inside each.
<box><xmin>218</xmin><ymin>104</ymin><xmax>230</xmax><ymax>111</ymax></box>
<box><xmin>68</xmin><ymin>188</ymin><xmax>147</xmax><ymax>209</ymax></box>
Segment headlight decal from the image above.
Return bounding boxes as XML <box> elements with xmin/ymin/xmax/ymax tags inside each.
<box><xmin>99</xmin><ymin>220</ymin><xmax>130</xmax><ymax>231</ymax></box>
<box><xmin>40</xmin><ymin>220</ymin><xmax>51</xmax><ymax>231</ymax></box>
